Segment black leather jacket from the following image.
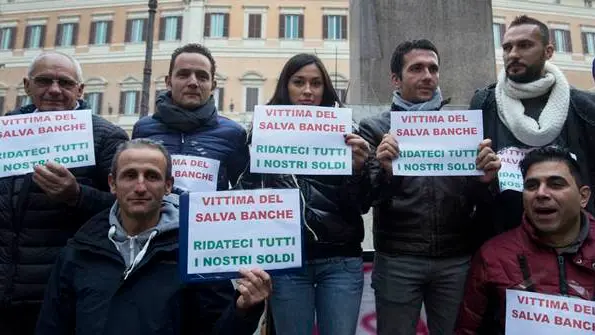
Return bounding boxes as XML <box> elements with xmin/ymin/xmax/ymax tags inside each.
<box><xmin>359</xmin><ymin>107</ymin><xmax>496</xmax><ymax>257</ymax></box>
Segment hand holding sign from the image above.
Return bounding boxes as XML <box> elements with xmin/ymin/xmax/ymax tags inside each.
<box><xmin>476</xmin><ymin>139</ymin><xmax>501</xmax><ymax>184</ymax></box>
<box><xmin>345</xmin><ymin>134</ymin><xmax>371</xmax><ymax>173</ymax></box>
<box><xmin>32</xmin><ymin>161</ymin><xmax>80</xmax><ymax>206</ymax></box>
<box><xmin>376</xmin><ymin>133</ymin><xmax>399</xmax><ymax>176</ymax></box>
<box><xmin>236</xmin><ymin>268</ymin><xmax>272</xmax><ymax>310</ymax></box>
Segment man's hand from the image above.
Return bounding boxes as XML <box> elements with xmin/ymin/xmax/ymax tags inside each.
<box><xmin>32</xmin><ymin>162</ymin><xmax>80</xmax><ymax>206</ymax></box>
<box><xmin>345</xmin><ymin>134</ymin><xmax>370</xmax><ymax>174</ymax></box>
<box><xmin>236</xmin><ymin>268</ymin><xmax>272</xmax><ymax>310</ymax></box>
<box><xmin>476</xmin><ymin>139</ymin><xmax>501</xmax><ymax>184</ymax></box>
<box><xmin>376</xmin><ymin>133</ymin><xmax>399</xmax><ymax>175</ymax></box>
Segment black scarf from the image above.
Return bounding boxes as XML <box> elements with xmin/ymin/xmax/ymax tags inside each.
<box><xmin>152</xmin><ymin>91</ymin><xmax>218</xmax><ymax>133</ymax></box>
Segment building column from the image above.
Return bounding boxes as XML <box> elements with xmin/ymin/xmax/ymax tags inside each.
<box><xmin>183</xmin><ymin>0</ymin><xmax>205</xmax><ymax>44</ymax></box>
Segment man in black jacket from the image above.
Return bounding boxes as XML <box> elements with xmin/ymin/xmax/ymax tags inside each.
<box><xmin>359</xmin><ymin>39</ymin><xmax>501</xmax><ymax>335</ymax></box>
<box><xmin>0</xmin><ymin>51</ymin><xmax>128</xmax><ymax>334</ymax></box>
<box><xmin>37</xmin><ymin>139</ymin><xmax>270</xmax><ymax>334</ymax></box>
<box><xmin>470</xmin><ymin>15</ymin><xmax>595</xmax><ymax>235</ymax></box>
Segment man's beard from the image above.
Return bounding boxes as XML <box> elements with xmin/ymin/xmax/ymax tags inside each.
<box><xmin>507</xmin><ymin>61</ymin><xmax>545</xmax><ymax>84</ymax></box>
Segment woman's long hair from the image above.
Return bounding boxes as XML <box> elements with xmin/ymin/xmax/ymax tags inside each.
<box><xmin>267</xmin><ymin>53</ymin><xmax>343</xmax><ymax>107</ymax></box>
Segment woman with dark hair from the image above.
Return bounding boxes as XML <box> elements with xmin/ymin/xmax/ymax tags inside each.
<box><xmin>237</xmin><ymin>53</ymin><xmax>370</xmax><ymax>335</ymax></box>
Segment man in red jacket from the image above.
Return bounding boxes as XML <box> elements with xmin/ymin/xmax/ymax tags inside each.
<box><xmin>456</xmin><ymin>145</ymin><xmax>595</xmax><ymax>334</ymax></box>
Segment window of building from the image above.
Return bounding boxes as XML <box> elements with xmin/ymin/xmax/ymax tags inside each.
<box><xmin>84</xmin><ymin>92</ymin><xmax>103</xmax><ymax>114</ymax></box>
<box><xmin>204</xmin><ymin>13</ymin><xmax>229</xmax><ymax>38</ymax></box>
<box><xmin>0</xmin><ymin>27</ymin><xmax>16</xmax><ymax>50</ymax></box>
<box><xmin>492</xmin><ymin>23</ymin><xmax>506</xmax><ymax>49</ymax></box>
<box><xmin>279</xmin><ymin>14</ymin><xmax>303</xmax><ymax>39</ymax></box>
<box><xmin>323</xmin><ymin>15</ymin><xmax>347</xmax><ymax>40</ymax></box>
<box><xmin>247</xmin><ymin>14</ymin><xmax>262</xmax><ymax>38</ymax></box>
<box><xmin>90</xmin><ymin>21</ymin><xmax>112</xmax><ymax>45</ymax></box>
<box><xmin>551</xmin><ymin>28</ymin><xmax>572</xmax><ymax>53</ymax></box>
<box><xmin>245</xmin><ymin>87</ymin><xmax>259</xmax><ymax>112</ymax></box>
<box><xmin>17</xmin><ymin>95</ymin><xmax>32</xmax><ymax>108</ymax></box>
<box><xmin>120</xmin><ymin>91</ymin><xmax>139</xmax><ymax>115</ymax></box>
<box><xmin>24</xmin><ymin>25</ymin><xmax>46</xmax><ymax>49</ymax></box>
<box><xmin>126</xmin><ymin>18</ymin><xmax>147</xmax><ymax>43</ymax></box>
<box><xmin>160</xmin><ymin>16</ymin><xmax>182</xmax><ymax>41</ymax></box>
<box><xmin>213</xmin><ymin>87</ymin><xmax>225</xmax><ymax>112</ymax></box>
<box><xmin>582</xmin><ymin>31</ymin><xmax>595</xmax><ymax>55</ymax></box>
<box><xmin>0</xmin><ymin>96</ymin><xmax>4</xmax><ymax>115</ymax></box>
<box><xmin>56</xmin><ymin>22</ymin><xmax>78</xmax><ymax>47</ymax></box>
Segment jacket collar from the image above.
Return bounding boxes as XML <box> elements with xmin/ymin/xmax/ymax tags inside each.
<box><xmin>522</xmin><ymin>211</ymin><xmax>592</xmax><ymax>253</ymax></box>
<box><xmin>13</xmin><ymin>99</ymin><xmax>89</xmax><ymax>115</ymax></box>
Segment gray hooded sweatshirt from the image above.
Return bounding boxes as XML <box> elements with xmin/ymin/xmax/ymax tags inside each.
<box><xmin>108</xmin><ymin>194</ymin><xmax>179</xmax><ymax>280</ymax></box>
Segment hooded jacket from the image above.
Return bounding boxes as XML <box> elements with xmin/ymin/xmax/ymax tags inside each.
<box><xmin>132</xmin><ymin>92</ymin><xmax>248</xmax><ymax>190</ymax></box>
<box><xmin>0</xmin><ymin>101</ymin><xmax>128</xmax><ymax>307</ymax></box>
<box><xmin>36</xmin><ymin>196</ymin><xmax>263</xmax><ymax>335</ymax></box>
<box><xmin>456</xmin><ymin>212</ymin><xmax>595</xmax><ymax>335</ymax></box>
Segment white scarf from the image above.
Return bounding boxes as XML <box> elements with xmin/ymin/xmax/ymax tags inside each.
<box><xmin>495</xmin><ymin>61</ymin><xmax>570</xmax><ymax>146</ymax></box>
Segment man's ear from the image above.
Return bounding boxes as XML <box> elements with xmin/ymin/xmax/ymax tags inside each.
<box><xmin>77</xmin><ymin>83</ymin><xmax>85</xmax><ymax>99</ymax></box>
<box><xmin>24</xmin><ymin>77</ymin><xmax>31</xmax><ymax>96</ymax></box>
<box><xmin>165</xmin><ymin>177</ymin><xmax>174</xmax><ymax>195</ymax></box>
<box><xmin>545</xmin><ymin>43</ymin><xmax>554</xmax><ymax>60</ymax></box>
<box><xmin>390</xmin><ymin>73</ymin><xmax>401</xmax><ymax>90</ymax></box>
<box><xmin>579</xmin><ymin>185</ymin><xmax>591</xmax><ymax>209</ymax></box>
<box><xmin>211</xmin><ymin>79</ymin><xmax>217</xmax><ymax>92</ymax></box>
<box><xmin>108</xmin><ymin>174</ymin><xmax>117</xmax><ymax>195</ymax></box>
<box><xmin>165</xmin><ymin>75</ymin><xmax>172</xmax><ymax>90</ymax></box>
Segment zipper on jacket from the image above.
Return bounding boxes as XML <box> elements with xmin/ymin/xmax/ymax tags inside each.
<box><xmin>181</xmin><ymin>133</ymin><xmax>185</xmax><ymax>144</ymax></box>
<box><xmin>557</xmin><ymin>255</ymin><xmax>568</xmax><ymax>296</ymax></box>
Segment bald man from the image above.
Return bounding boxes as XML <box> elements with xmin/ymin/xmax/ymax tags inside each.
<box><xmin>0</xmin><ymin>51</ymin><xmax>128</xmax><ymax>335</ymax></box>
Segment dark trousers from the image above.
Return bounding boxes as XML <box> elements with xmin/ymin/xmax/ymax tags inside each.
<box><xmin>0</xmin><ymin>304</ymin><xmax>41</xmax><ymax>335</ymax></box>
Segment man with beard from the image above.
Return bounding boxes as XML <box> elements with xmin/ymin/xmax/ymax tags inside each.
<box><xmin>132</xmin><ymin>43</ymin><xmax>247</xmax><ymax>192</ymax></box>
<box><xmin>470</xmin><ymin>15</ymin><xmax>595</xmax><ymax>236</ymax></box>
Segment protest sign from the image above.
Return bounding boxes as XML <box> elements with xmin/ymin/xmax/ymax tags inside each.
<box><xmin>506</xmin><ymin>289</ymin><xmax>595</xmax><ymax>334</ymax></box>
<box><xmin>171</xmin><ymin>154</ymin><xmax>219</xmax><ymax>192</ymax></box>
<box><xmin>390</xmin><ymin>110</ymin><xmax>483</xmax><ymax>176</ymax></box>
<box><xmin>179</xmin><ymin>188</ymin><xmax>303</xmax><ymax>281</ymax></box>
<box><xmin>0</xmin><ymin>110</ymin><xmax>95</xmax><ymax>178</ymax></box>
<box><xmin>498</xmin><ymin>147</ymin><xmax>530</xmax><ymax>192</ymax></box>
<box><xmin>250</xmin><ymin>105</ymin><xmax>353</xmax><ymax>175</ymax></box>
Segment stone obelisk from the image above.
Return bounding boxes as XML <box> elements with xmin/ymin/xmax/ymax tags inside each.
<box><xmin>349</xmin><ymin>0</ymin><xmax>497</xmax><ymax>108</ymax></box>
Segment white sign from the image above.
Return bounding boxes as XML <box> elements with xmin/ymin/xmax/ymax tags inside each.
<box><xmin>250</xmin><ymin>105</ymin><xmax>353</xmax><ymax>175</ymax></box>
<box><xmin>171</xmin><ymin>155</ymin><xmax>219</xmax><ymax>192</ymax></box>
<box><xmin>183</xmin><ymin>189</ymin><xmax>302</xmax><ymax>276</ymax></box>
<box><xmin>0</xmin><ymin>110</ymin><xmax>95</xmax><ymax>178</ymax></box>
<box><xmin>390</xmin><ymin>110</ymin><xmax>484</xmax><ymax>176</ymax></box>
<box><xmin>498</xmin><ymin>147</ymin><xmax>530</xmax><ymax>192</ymax></box>
<box><xmin>506</xmin><ymin>289</ymin><xmax>595</xmax><ymax>334</ymax></box>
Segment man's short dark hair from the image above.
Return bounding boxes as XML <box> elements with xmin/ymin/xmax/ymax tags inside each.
<box><xmin>520</xmin><ymin>146</ymin><xmax>584</xmax><ymax>187</ymax></box>
<box><xmin>168</xmin><ymin>43</ymin><xmax>216</xmax><ymax>79</ymax></box>
<box><xmin>390</xmin><ymin>39</ymin><xmax>440</xmax><ymax>80</ymax></box>
<box><xmin>509</xmin><ymin>15</ymin><xmax>550</xmax><ymax>46</ymax></box>
<box><xmin>110</xmin><ymin>139</ymin><xmax>172</xmax><ymax>180</ymax></box>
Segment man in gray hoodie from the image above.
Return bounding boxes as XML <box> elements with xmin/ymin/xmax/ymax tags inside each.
<box><xmin>36</xmin><ymin>139</ymin><xmax>270</xmax><ymax>335</ymax></box>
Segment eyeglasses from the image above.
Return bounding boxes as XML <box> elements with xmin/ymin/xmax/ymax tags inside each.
<box><xmin>30</xmin><ymin>76</ymin><xmax>79</xmax><ymax>89</ymax></box>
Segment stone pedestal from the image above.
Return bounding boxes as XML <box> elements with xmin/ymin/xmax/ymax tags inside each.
<box><xmin>349</xmin><ymin>0</ymin><xmax>496</xmax><ymax>108</ymax></box>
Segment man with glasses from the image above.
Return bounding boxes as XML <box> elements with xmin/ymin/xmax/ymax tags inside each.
<box><xmin>0</xmin><ymin>51</ymin><xmax>128</xmax><ymax>335</ymax></box>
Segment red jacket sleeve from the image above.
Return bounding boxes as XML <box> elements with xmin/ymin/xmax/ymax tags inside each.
<box><xmin>456</xmin><ymin>249</ymin><xmax>492</xmax><ymax>334</ymax></box>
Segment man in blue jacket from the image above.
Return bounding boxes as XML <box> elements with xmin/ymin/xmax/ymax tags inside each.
<box><xmin>132</xmin><ymin>43</ymin><xmax>248</xmax><ymax>191</ymax></box>
<box><xmin>36</xmin><ymin>139</ymin><xmax>270</xmax><ymax>335</ymax></box>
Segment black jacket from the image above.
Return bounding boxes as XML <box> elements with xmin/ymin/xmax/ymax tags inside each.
<box><xmin>0</xmin><ymin>101</ymin><xmax>128</xmax><ymax>307</ymax></box>
<box><xmin>236</xmin><ymin>127</ymin><xmax>370</xmax><ymax>260</ymax></box>
<box><xmin>471</xmin><ymin>85</ymin><xmax>595</xmax><ymax>235</ymax></box>
<box><xmin>36</xmin><ymin>209</ymin><xmax>263</xmax><ymax>335</ymax></box>
<box><xmin>359</xmin><ymin>107</ymin><xmax>496</xmax><ymax>257</ymax></box>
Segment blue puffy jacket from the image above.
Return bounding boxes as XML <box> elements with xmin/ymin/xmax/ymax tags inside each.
<box><xmin>132</xmin><ymin>96</ymin><xmax>248</xmax><ymax>190</ymax></box>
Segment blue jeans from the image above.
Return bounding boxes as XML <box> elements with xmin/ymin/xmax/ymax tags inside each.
<box><xmin>270</xmin><ymin>257</ymin><xmax>364</xmax><ymax>335</ymax></box>
<box><xmin>372</xmin><ymin>253</ymin><xmax>470</xmax><ymax>335</ymax></box>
